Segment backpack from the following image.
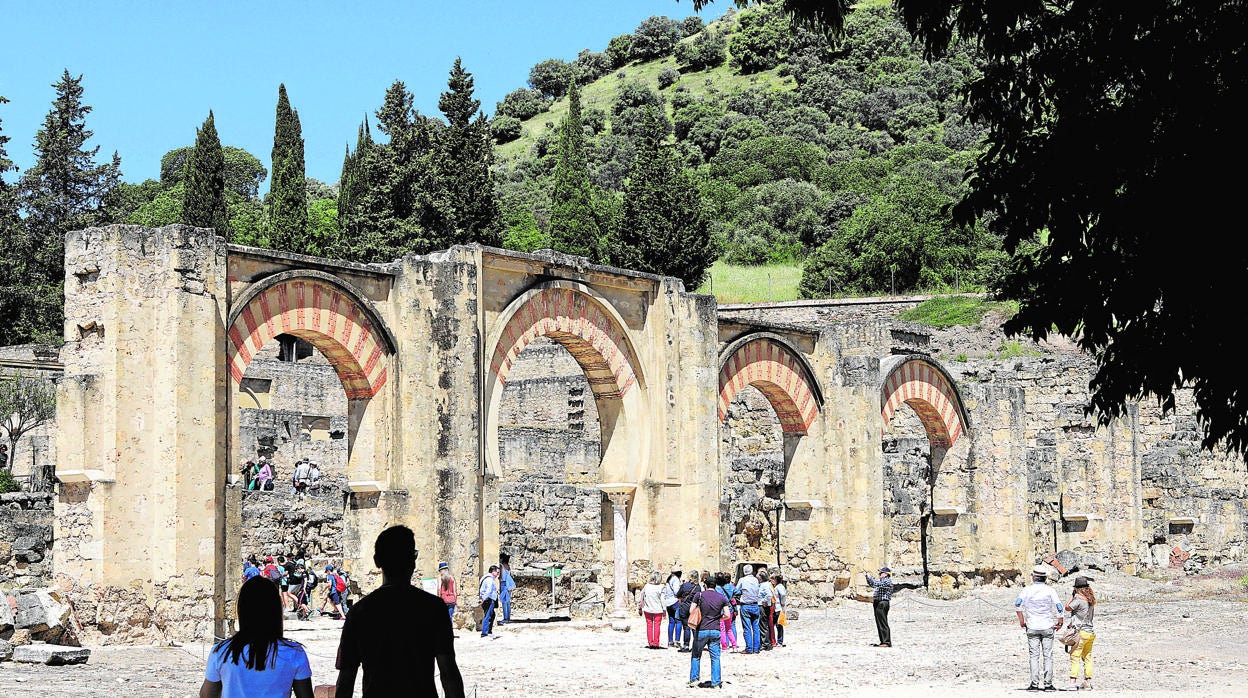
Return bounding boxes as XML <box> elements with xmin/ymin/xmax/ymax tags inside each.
<box><xmin>265</xmin><ymin>564</ymin><xmax>282</xmax><ymax>582</ymax></box>
<box><xmin>305</xmin><ymin>570</ymin><xmax>318</xmax><ymax>589</ymax></box>
<box><xmin>331</xmin><ymin>572</ymin><xmax>346</xmax><ymax>593</ymax></box>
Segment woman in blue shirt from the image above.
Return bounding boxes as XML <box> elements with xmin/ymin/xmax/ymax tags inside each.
<box><xmin>200</xmin><ymin>576</ymin><xmax>314</xmax><ymax>698</ymax></box>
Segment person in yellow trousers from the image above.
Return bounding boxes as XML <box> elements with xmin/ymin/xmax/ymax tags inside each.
<box><xmin>1066</xmin><ymin>576</ymin><xmax>1096</xmax><ymax>690</ymax></box>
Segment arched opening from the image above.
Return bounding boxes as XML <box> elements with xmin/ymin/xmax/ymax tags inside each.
<box><xmin>717</xmin><ymin>334</ymin><xmax>821</xmax><ymax>581</ymax></box>
<box><xmin>879</xmin><ymin>357</ymin><xmax>971</xmax><ymax>590</ymax></box>
<box><xmin>484</xmin><ymin>282</ymin><xmax>648</xmax><ymax>618</ymax></box>
<box><xmin>225</xmin><ymin>271</ymin><xmax>395</xmax><ymax>608</ymax></box>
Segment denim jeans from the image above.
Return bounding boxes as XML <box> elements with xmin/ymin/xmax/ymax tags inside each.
<box><xmin>1026</xmin><ymin>628</ymin><xmax>1055</xmax><ymax>687</ymax></box>
<box><xmin>480</xmin><ymin>599</ymin><xmax>496</xmax><ymax>636</ymax></box>
<box><xmin>446</xmin><ymin>601</ymin><xmax>456</xmax><ymax>622</ymax></box>
<box><xmin>689</xmin><ymin>629</ymin><xmax>722</xmax><ymax>686</ymax></box>
<box><xmin>500</xmin><ymin>590</ymin><xmax>512</xmax><ymax>622</ymax></box>
<box><xmin>739</xmin><ymin>603</ymin><xmax>761</xmax><ymax>653</ymax></box>
<box><xmin>667</xmin><ymin>605</ymin><xmax>684</xmax><ymax>645</ymax></box>
<box><xmin>677</xmin><ymin>606</ymin><xmax>692</xmax><ymax>648</ymax></box>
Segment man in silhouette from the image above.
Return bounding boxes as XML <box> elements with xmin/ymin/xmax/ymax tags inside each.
<box><xmin>330</xmin><ymin>525</ymin><xmax>465</xmax><ymax>697</ymax></box>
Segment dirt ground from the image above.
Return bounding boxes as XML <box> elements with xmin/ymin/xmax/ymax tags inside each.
<box><xmin>4</xmin><ymin>566</ymin><xmax>1247</xmax><ymax>697</ymax></box>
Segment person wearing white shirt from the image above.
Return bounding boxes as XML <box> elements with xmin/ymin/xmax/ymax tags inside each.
<box><xmin>478</xmin><ymin>565</ymin><xmax>500</xmax><ymax>638</ymax></box>
<box><xmin>1015</xmin><ymin>565</ymin><xmax>1065</xmax><ymax>691</ymax></box>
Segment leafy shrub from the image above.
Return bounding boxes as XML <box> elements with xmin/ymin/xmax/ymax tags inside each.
<box><xmin>729</xmin><ymin>4</ymin><xmax>790</xmax><ymax>73</ymax></box>
<box><xmin>680</xmin><ymin>15</ymin><xmax>705</xmax><ymax>37</ymax></box>
<box><xmin>575</xmin><ymin>50</ymin><xmax>614</xmax><ymax>85</ymax></box>
<box><xmin>528</xmin><ymin>59</ymin><xmax>576</xmax><ymax>99</ymax></box>
<box><xmin>0</xmin><ymin>468</ymin><xmax>19</xmax><ymax>494</ymax></box>
<box><xmin>658</xmin><ymin>67</ymin><xmax>681</xmax><ymax>90</ymax></box>
<box><xmin>497</xmin><ymin>88</ymin><xmax>549</xmax><ymax>121</ymax></box>
<box><xmin>631</xmin><ymin>16</ymin><xmax>681</xmax><ymax>61</ymax></box>
<box><xmin>491</xmin><ymin>115</ymin><xmax>523</xmax><ymax>143</ymax></box>
<box><xmin>675</xmin><ymin>29</ymin><xmax>728</xmax><ymax>71</ymax></box>
<box><xmin>607</xmin><ymin>34</ymin><xmax>634</xmax><ymax>67</ymax></box>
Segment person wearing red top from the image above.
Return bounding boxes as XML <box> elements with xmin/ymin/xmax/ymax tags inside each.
<box><xmin>438</xmin><ymin>561</ymin><xmax>458</xmax><ymax>622</ymax></box>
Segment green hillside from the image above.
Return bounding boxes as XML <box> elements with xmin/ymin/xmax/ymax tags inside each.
<box><xmin>495</xmin><ymin>11</ymin><xmax>794</xmax><ymax>166</ymax></box>
<box><xmin>490</xmin><ymin>0</ymin><xmax>1005</xmax><ymax>301</ymax></box>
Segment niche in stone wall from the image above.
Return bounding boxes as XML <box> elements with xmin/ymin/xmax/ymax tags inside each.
<box><xmin>882</xmin><ymin>399</ymin><xmax>974</xmax><ymax>585</ymax></box>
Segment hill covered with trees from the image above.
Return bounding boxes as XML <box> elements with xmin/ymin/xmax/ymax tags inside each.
<box><xmin>492</xmin><ymin>0</ymin><xmax>1004</xmax><ymax>297</ymax></box>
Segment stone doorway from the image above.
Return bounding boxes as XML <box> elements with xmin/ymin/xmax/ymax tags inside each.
<box><xmin>497</xmin><ymin>336</ymin><xmax>606</xmax><ymax>617</ymax></box>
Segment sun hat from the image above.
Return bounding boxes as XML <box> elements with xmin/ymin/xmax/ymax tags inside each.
<box><xmin>1032</xmin><ymin>564</ymin><xmax>1050</xmax><ymax>577</ymax></box>
<box><xmin>438</xmin><ymin>561</ymin><xmax>449</xmax><ymax>570</ymax></box>
<box><xmin>1073</xmin><ymin>576</ymin><xmax>1090</xmax><ymax>587</ymax></box>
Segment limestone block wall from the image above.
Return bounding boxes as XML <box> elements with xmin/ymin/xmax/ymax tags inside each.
<box><xmin>55</xmin><ymin>224</ymin><xmax>228</xmax><ymax>644</ymax></box>
<box><xmin>239</xmin><ymin>487</ymin><xmax>347</xmax><ymax>562</ymax></box>
<box><xmin>0</xmin><ymin>493</ymin><xmax>54</xmax><ymax>590</ymax></box>
<box><xmin>720</xmin><ymin>386</ymin><xmax>785</xmax><ymax>567</ymax></box>
<box><xmin>497</xmin><ymin>338</ymin><xmax>605</xmax><ymax>611</ymax></box>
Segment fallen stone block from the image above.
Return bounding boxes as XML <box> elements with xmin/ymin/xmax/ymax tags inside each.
<box><xmin>11</xmin><ymin>644</ymin><xmax>91</xmax><ymax>665</ymax></box>
<box><xmin>14</xmin><ymin>589</ymin><xmax>70</xmax><ymax>632</ymax></box>
<box><xmin>610</xmin><ymin>620</ymin><xmax>631</xmax><ymax>632</ymax></box>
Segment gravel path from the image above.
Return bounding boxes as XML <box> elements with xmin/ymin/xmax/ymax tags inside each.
<box><xmin>4</xmin><ymin>569</ymin><xmax>1246</xmax><ymax>697</ymax></box>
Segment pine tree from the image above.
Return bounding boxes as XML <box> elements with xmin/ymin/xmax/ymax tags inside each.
<box><xmin>182</xmin><ymin>111</ymin><xmax>228</xmax><ymax>234</ymax></box>
<box><xmin>616</xmin><ymin>107</ymin><xmax>715</xmax><ymax>288</ymax></box>
<box><xmin>0</xmin><ymin>94</ymin><xmax>31</xmax><ymax>346</ymax></box>
<box><xmin>549</xmin><ymin>81</ymin><xmax>604</xmax><ymax>260</ymax></box>
<box><xmin>268</xmin><ymin>84</ymin><xmax>307</xmax><ymax>252</ymax></box>
<box><xmin>13</xmin><ymin>72</ymin><xmax>120</xmax><ymax>344</ymax></box>
<box><xmin>434</xmin><ymin>59</ymin><xmax>500</xmax><ymax>248</ymax></box>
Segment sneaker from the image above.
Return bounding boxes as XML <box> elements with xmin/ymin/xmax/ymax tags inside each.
<box><xmin>1044</xmin><ymin>686</ymin><xmax>1058</xmax><ymax>692</ymax></box>
<box><xmin>687</xmin><ymin>680</ymin><xmax>700</xmax><ymax>688</ymax></box>
<box><xmin>1026</xmin><ymin>686</ymin><xmax>1041</xmax><ymax>692</ymax></box>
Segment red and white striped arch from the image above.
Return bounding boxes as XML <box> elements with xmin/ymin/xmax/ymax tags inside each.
<box><xmin>718</xmin><ymin>337</ymin><xmax>820</xmax><ymax>434</ymax></box>
<box><xmin>489</xmin><ymin>286</ymin><xmax>639</xmax><ymax>400</ymax></box>
<box><xmin>227</xmin><ymin>276</ymin><xmax>391</xmax><ymax>400</ymax></box>
<box><xmin>880</xmin><ymin>359</ymin><xmax>965</xmax><ymax>447</ymax></box>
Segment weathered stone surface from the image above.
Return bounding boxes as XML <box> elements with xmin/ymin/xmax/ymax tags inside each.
<box><xmin>11</xmin><ymin>643</ymin><xmax>91</xmax><ymax>665</ymax></box>
<box><xmin>14</xmin><ymin>589</ymin><xmax>69</xmax><ymax>632</ymax></box>
<box><xmin>0</xmin><ymin>638</ymin><xmax>11</xmax><ymax>661</ymax></box>
<box><xmin>1</xmin><ymin>592</ymin><xmax>13</xmax><ymax>630</ymax></box>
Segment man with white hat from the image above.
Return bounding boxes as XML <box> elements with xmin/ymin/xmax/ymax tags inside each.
<box><xmin>1015</xmin><ymin>564</ymin><xmax>1065</xmax><ymax>691</ymax></box>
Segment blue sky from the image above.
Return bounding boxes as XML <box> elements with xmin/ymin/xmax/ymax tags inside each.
<box><xmin>1</xmin><ymin>0</ymin><xmax>727</xmax><ymax>190</ymax></box>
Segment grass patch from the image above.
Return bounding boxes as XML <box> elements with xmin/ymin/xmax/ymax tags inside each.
<box><xmin>997</xmin><ymin>340</ymin><xmax>1040</xmax><ymax>359</ymax></box>
<box><xmin>900</xmin><ymin>296</ymin><xmax>1018</xmax><ymax>328</ymax></box>
<box><xmin>696</xmin><ymin>261</ymin><xmax>802</xmax><ymax>304</ymax></box>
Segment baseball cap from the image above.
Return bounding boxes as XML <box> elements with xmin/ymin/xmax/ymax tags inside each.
<box><xmin>325</xmin><ymin>564</ymin><xmax>334</xmax><ymax>571</ymax></box>
<box><xmin>879</xmin><ymin>566</ymin><xmax>891</xmax><ymax>573</ymax></box>
<box><xmin>264</xmin><ymin>555</ymin><xmax>273</xmax><ymax>563</ymax></box>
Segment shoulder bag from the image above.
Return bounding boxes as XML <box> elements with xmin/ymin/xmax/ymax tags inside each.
<box><xmin>686</xmin><ymin>591</ymin><xmax>703</xmax><ymax>629</ymax></box>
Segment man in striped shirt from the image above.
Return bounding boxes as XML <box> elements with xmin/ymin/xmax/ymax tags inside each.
<box><xmin>865</xmin><ymin>566</ymin><xmax>894</xmax><ymax>647</ymax></box>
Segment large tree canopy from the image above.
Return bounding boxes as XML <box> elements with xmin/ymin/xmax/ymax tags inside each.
<box><xmin>708</xmin><ymin>0</ymin><xmax>1248</xmax><ymax>457</ymax></box>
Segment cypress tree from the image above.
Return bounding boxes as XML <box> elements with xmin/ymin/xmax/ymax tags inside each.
<box><xmin>616</xmin><ymin>107</ymin><xmax>715</xmax><ymax>288</ymax></box>
<box><xmin>268</xmin><ymin>84</ymin><xmax>307</xmax><ymax>252</ymax></box>
<box><xmin>435</xmin><ymin>58</ymin><xmax>500</xmax><ymax>248</ymax></box>
<box><xmin>0</xmin><ymin>95</ymin><xmax>30</xmax><ymax>346</ymax></box>
<box><xmin>182</xmin><ymin>110</ymin><xmax>228</xmax><ymax>234</ymax></box>
<box><xmin>13</xmin><ymin>71</ymin><xmax>120</xmax><ymax>344</ymax></box>
<box><xmin>549</xmin><ymin>81</ymin><xmax>602</xmax><ymax>260</ymax></box>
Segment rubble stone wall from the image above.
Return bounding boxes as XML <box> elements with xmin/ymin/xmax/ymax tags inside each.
<box><xmin>0</xmin><ymin>493</ymin><xmax>54</xmax><ymax>591</ymax></box>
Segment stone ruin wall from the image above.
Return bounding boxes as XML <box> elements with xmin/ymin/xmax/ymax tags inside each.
<box><xmin>0</xmin><ymin>493</ymin><xmax>54</xmax><ymax>591</ymax></box>
<box><xmin>497</xmin><ymin>337</ymin><xmax>607</xmax><ymax>616</ymax></box>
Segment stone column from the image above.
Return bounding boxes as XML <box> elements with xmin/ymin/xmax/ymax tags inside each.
<box><xmin>599</xmin><ymin>483</ymin><xmax>636</xmax><ymax>616</ymax></box>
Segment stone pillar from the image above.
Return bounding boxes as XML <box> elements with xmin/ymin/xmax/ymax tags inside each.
<box><xmin>599</xmin><ymin>483</ymin><xmax>636</xmax><ymax>616</ymax></box>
